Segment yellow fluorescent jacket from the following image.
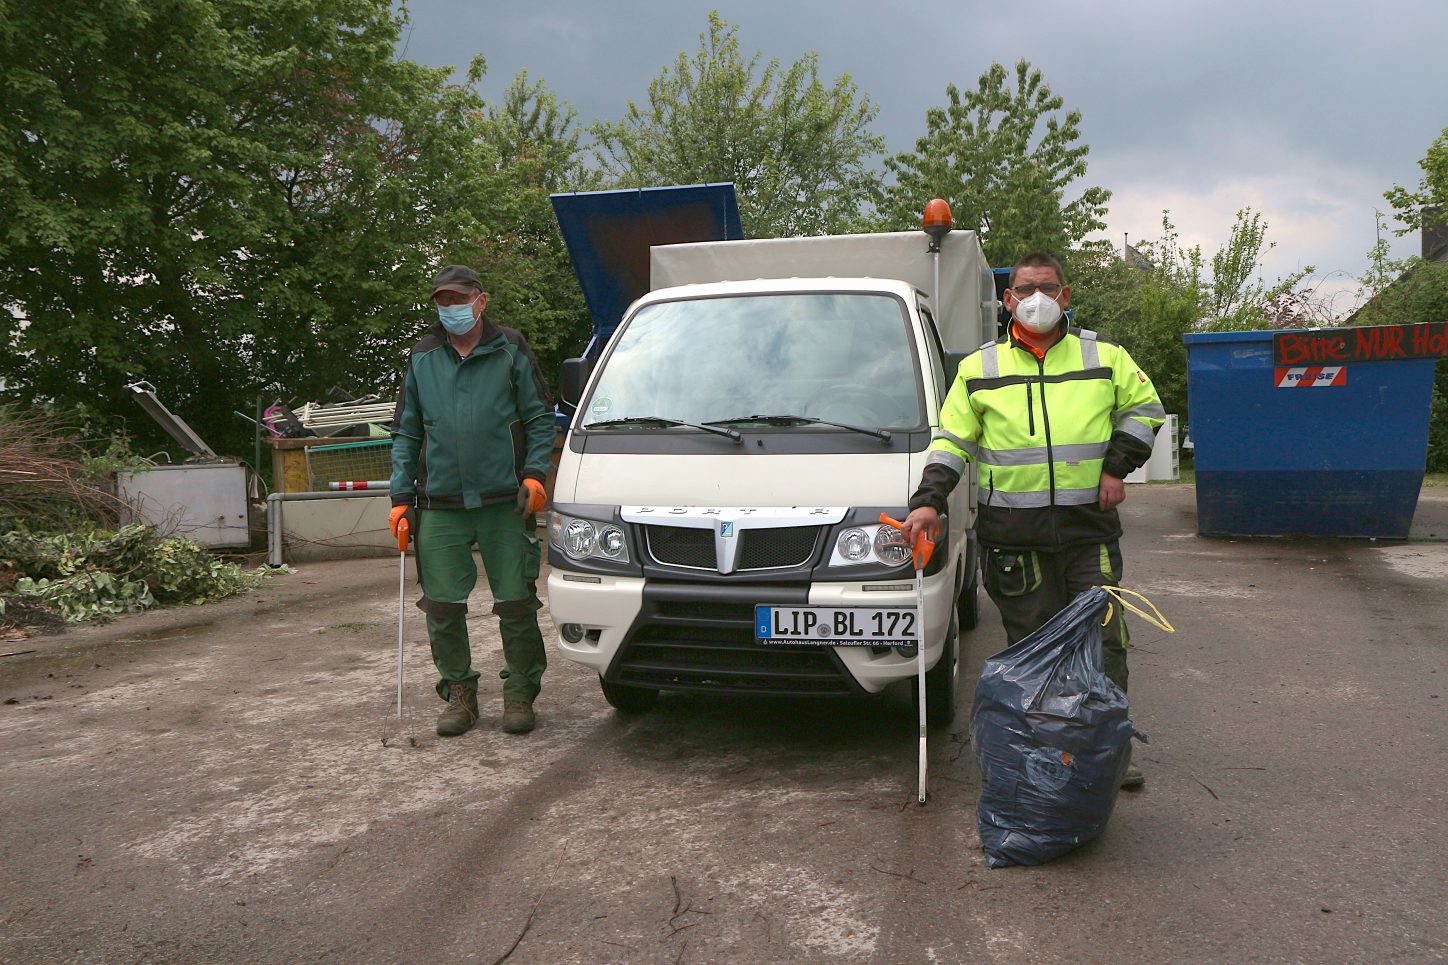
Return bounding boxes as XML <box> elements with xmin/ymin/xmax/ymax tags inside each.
<box><xmin>914</xmin><ymin>327</ymin><xmax>1165</xmax><ymax>550</ymax></box>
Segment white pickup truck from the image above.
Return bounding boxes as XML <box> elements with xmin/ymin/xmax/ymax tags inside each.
<box><xmin>546</xmin><ymin>224</ymin><xmax>997</xmax><ymax>724</ymax></box>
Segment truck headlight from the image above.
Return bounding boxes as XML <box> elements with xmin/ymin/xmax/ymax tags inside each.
<box><xmin>873</xmin><ymin>525</ymin><xmax>911</xmax><ymax>566</ymax></box>
<box><xmin>828</xmin><ymin>521</ymin><xmax>913</xmax><ymax>568</ymax></box>
<box><xmin>836</xmin><ymin>527</ymin><xmax>871</xmax><ymax>562</ymax></box>
<box><xmin>563</xmin><ymin>519</ymin><xmax>596</xmax><ymax>559</ymax></box>
<box><xmin>598</xmin><ymin>526</ymin><xmax>627</xmax><ymax>559</ymax></box>
<box><xmin>551</xmin><ymin>512</ymin><xmax>631</xmax><ymax>564</ymax></box>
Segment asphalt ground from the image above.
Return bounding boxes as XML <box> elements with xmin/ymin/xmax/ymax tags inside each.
<box><xmin>1</xmin><ymin>485</ymin><xmax>1445</xmax><ymax>963</ymax></box>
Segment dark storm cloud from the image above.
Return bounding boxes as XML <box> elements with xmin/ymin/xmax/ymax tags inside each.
<box><xmin>400</xmin><ymin>0</ymin><xmax>1447</xmax><ymax>304</ymax></box>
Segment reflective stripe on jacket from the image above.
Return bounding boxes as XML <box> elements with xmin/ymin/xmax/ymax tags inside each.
<box><xmin>910</xmin><ymin>326</ymin><xmax>1164</xmax><ymax>550</ymax></box>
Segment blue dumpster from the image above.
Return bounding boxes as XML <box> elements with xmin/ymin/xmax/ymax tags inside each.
<box><xmin>1184</xmin><ymin>329</ymin><xmax>1438</xmax><ymax>538</ymax></box>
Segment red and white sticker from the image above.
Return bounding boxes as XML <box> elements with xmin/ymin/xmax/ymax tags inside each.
<box><xmin>1274</xmin><ymin>366</ymin><xmax>1346</xmax><ymax>387</ymax></box>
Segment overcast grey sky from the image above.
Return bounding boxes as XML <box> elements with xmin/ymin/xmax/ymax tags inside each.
<box><xmin>399</xmin><ymin>0</ymin><xmax>1447</xmax><ymax>316</ymax></box>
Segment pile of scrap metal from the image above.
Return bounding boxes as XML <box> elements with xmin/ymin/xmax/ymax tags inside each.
<box><xmin>262</xmin><ymin>395</ymin><xmax>393</xmax><ymax>439</ymax></box>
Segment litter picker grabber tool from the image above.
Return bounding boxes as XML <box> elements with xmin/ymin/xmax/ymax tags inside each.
<box><xmin>382</xmin><ymin>516</ymin><xmax>417</xmax><ymax>748</ymax></box>
<box><xmin>395</xmin><ymin>516</ymin><xmax>408</xmax><ymax>718</ymax></box>
<box><xmin>880</xmin><ymin>513</ymin><xmax>936</xmax><ymax>806</ymax></box>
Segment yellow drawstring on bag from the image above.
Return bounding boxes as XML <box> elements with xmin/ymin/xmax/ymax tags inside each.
<box><xmin>1100</xmin><ymin>586</ymin><xmax>1176</xmax><ymax>634</ymax></box>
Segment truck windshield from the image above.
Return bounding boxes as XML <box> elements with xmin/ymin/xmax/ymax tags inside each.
<box><xmin>580</xmin><ymin>293</ymin><xmax>923</xmax><ymax>430</ymax></box>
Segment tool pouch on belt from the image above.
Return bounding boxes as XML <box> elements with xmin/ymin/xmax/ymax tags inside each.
<box><xmin>985</xmin><ymin>548</ymin><xmax>1042</xmax><ymax>597</ymax></box>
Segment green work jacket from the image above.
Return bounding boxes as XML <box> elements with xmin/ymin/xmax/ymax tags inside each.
<box><xmin>390</xmin><ymin>317</ymin><xmax>554</xmax><ymax>510</ymax></box>
<box><xmin>910</xmin><ymin>326</ymin><xmax>1165</xmax><ymax>550</ymax></box>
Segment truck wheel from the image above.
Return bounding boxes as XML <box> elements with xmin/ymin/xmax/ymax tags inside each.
<box><xmin>959</xmin><ymin>576</ymin><xmax>981</xmax><ymax>631</ymax></box>
<box><xmin>916</xmin><ymin>611</ymin><xmax>959</xmax><ymax>728</ymax></box>
<box><xmin>599</xmin><ymin>676</ymin><xmax>659</xmax><ymax>713</ymax></box>
<box><xmin>959</xmin><ymin>531</ymin><xmax>981</xmax><ymax>630</ymax></box>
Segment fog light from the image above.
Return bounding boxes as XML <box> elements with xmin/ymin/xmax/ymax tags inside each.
<box><xmin>893</xmin><ymin>642</ymin><xmax>917</xmax><ymax>658</ymax></box>
<box><xmin>560</xmin><ymin>623</ymin><xmax>584</xmax><ymax>643</ymax></box>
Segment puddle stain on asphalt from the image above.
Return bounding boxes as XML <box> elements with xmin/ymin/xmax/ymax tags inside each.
<box><xmin>1375</xmin><ymin>545</ymin><xmax>1448</xmax><ymax>580</ymax></box>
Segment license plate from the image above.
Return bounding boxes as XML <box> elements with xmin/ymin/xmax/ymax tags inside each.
<box><xmin>754</xmin><ymin>605</ymin><xmax>917</xmax><ymax>646</ymax></box>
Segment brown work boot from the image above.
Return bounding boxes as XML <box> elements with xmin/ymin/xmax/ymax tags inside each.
<box><xmin>436</xmin><ymin>681</ymin><xmax>478</xmax><ymax>737</ymax></box>
<box><xmin>501</xmin><ymin>700</ymin><xmax>536</xmax><ymax>734</ymax></box>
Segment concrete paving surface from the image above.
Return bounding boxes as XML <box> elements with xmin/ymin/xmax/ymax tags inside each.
<box><xmin>2</xmin><ymin>486</ymin><xmax>1445</xmax><ymax>964</ymax></box>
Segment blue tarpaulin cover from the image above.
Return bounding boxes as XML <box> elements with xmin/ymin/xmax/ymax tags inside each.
<box><xmin>550</xmin><ymin>183</ymin><xmax>744</xmax><ymax>345</ymax></box>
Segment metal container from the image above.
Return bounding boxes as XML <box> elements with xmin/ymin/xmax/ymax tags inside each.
<box><xmin>118</xmin><ymin>463</ymin><xmax>250</xmax><ymax>548</ymax></box>
<box><xmin>1184</xmin><ymin>330</ymin><xmax>1436</xmax><ymax>537</ymax></box>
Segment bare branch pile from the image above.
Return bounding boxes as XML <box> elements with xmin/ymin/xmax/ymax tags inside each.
<box><xmin>0</xmin><ymin>405</ymin><xmax>126</xmax><ymax>531</ymax></box>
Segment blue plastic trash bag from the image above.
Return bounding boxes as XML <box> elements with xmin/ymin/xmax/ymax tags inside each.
<box><xmin>972</xmin><ymin>586</ymin><xmax>1144</xmax><ymax>869</ymax></box>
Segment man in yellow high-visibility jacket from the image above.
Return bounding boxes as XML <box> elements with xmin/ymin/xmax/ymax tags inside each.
<box><xmin>901</xmin><ymin>251</ymin><xmax>1164</xmax><ymax>788</ymax></box>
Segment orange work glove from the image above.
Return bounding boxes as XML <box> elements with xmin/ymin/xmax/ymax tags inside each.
<box><xmin>388</xmin><ymin>505</ymin><xmax>415</xmax><ymax>549</ymax></box>
<box><xmin>515</xmin><ymin>478</ymin><xmax>547</xmax><ymax>515</ymax></box>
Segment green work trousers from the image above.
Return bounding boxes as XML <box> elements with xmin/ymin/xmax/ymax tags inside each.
<box><xmin>981</xmin><ymin>540</ymin><xmax>1130</xmax><ymax>691</ymax></box>
<box><xmin>416</xmin><ymin>504</ymin><xmax>546</xmax><ymax>705</ymax></box>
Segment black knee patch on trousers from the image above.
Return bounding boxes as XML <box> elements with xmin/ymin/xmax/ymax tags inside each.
<box><xmin>417</xmin><ymin>596</ymin><xmax>467</xmax><ymax>617</ymax></box>
<box><xmin>491</xmin><ymin>595</ymin><xmax>543</xmax><ymax>618</ymax></box>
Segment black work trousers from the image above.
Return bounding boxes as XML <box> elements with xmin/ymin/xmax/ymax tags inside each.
<box><xmin>980</xmin><ymin>540</ymin><xmax>1129</xmax><ymax>691</ymax></box>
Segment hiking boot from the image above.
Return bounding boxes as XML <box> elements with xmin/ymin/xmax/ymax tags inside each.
<box><xmin>1120</xmin><ymin>763</ymin><xmax>1145</xmax><ymax>790</ymax></box>
<box><xmin>501</xmin><ymin>700</ymin><xmax>536</xmax><ymax>735</ymax></box>
<box><xmin>436</xmin><ymin>681</ymin><xmax>478</xmax><ymax>737</ymax></box>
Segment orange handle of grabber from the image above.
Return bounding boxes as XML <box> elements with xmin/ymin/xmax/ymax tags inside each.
<box><xmin>396</xmin><ymin>517</ymin><xmax>410</xmax><ymax>554</ymax></box>
<box><xmin>879</xmin><ymin>512</ymin><xmax>934</xmax><ymax>571</ymax></box>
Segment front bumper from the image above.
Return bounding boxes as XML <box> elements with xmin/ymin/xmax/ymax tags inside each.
<box><xmin>546</xmin><ymin>570</ymin><xmax>954</xmax><ymax>696</ymax></box>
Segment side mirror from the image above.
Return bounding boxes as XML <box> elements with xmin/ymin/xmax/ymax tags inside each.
<box><xmin>944</xmin><ymin>350</ymin><xmax>969</xmax><ymax>385</ymax></box>
<box><xmin>559</xmin><ymin>357</ymin><xmax>593</xmax><ymax>408</ymax></box>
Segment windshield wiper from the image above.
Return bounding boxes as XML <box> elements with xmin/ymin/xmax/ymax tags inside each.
<box><xmin>704</xmin><ymin>413</ymin><xmax>892</xmax><ymax>443</ymax></box>
<box><xmin>586</xmin><ymin>416</ymin><xmax>742</xmax><ymax>443</ymax></box>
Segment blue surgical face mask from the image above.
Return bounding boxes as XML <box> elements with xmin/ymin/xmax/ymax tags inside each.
<box><xmin>437</xmin><ymin>296</ymin><xmax>478</xmax><ymax>335</ymax></box>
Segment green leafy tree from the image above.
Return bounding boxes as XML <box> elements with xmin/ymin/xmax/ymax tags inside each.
<box><xmin>1384</xmin><ymin>125</ymin><xmax>1448</xmax><ymax>237</ymax></box>
<box><xmin>468</xmin><ymin>63</ymin><xmax>592</xmax><ymax>384</ymax></box>
<box><xmin>590</xmin><ymin>11</ymin><xmax>884</xmax><ymax>238</ymax></box>
<box><xmin>1204</xmin><ymin>208</ymin><xmax>1313</xmax><ymax>331</ymax></box>
<box><xmin>0</xmin><ymin>0</ymin><xmax>573</xmax><ymax>459</ymax></box>
<box><xmin>879</xmin><ymin>60</ymin><xmax>1110</xmax><ymax>268</ymax></box>
<box><xmin>483</xmin><ymin>64</ymin><xmax>595</xmax><ymax>193</ymax></box>
<box><xmin>1072</xmin><ymin>215</ymin><xmax>1201</xmax><ymax>420</ymax></box>
<box><xmin>1072</xmin><ymin>208</ymin><xmax>1308</xmax><ymax>421</ymax></box>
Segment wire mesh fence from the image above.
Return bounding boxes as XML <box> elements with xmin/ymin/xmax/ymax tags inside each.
<box><xmin>305</xmin><ymin>440</ymin><xmax>393</xmax><ymax>491</ymax></box>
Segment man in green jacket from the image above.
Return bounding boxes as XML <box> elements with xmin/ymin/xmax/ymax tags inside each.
<box><xmin>389</xmin><ymin>265</ymin><xmax>555</xmax><ymax>737</ymax></box>
<box><xmin>901</xmin><ymin>252</ymin><xmax>1164</xmax><ymax>787</ymax></box>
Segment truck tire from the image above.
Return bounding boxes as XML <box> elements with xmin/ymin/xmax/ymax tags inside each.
<box><xmin>916</xmin><ymin>611</ymin><xmax>960</xmax><ymax>728</ymax></box>
<box><xmin>959</xmin><ymin>531</ymin><xmax>981</xmax><ymax>630</ymax></box>
<box><xmin>599</xmin><ymin>676</ymin><xmax>659</xmax><ymax>713</ymax></box>
<box><xmin>959</xmin><ymin>576</ymin><xmax>981</xmax><ymax>631</ymax></box>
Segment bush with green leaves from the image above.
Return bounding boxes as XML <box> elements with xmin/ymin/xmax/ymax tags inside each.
<box><xmin>0</xmin><ymin>525</ymin><xmax>273</xmax><ymax>628</ymax></box>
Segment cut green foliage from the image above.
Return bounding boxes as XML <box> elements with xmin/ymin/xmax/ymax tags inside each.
<box><xmin>0</xmin><ymin>525</ymin><xmax>273</xmax><ymax>628</ymax></box>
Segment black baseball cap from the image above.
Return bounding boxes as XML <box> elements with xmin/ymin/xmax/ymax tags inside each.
<box><xmin>431</xmin><ymin>264</ymin><xmax>483</xmax><ymax>297</ymax></box>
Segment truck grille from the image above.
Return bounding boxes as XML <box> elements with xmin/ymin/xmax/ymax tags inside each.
<box><xmin>645</xmin><ymin>525</ymin><xmax>824</xmax><ymax>572</ymax></box>
<box><xmin>608</xmin><ymin>596</ymin><xmax>856</xmax><ymax>695</ymax></box>
<box><xmin>645</xmin><ymin>526</ymin><xmax>715</xmax><ymax>569</ymax></box>
<box><xmin>738</xmin><ymin>526</ymin><xmax>820</xmax><ymax>569</ymax></box>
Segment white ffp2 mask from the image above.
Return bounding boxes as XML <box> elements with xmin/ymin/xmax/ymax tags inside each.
<box><xmin>1014</xmin><ymin>291</ymin><xmax>1063</xmax><ymax>334</ymax></box>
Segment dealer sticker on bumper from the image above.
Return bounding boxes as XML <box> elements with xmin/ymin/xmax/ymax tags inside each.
<box><xmin>755</xmin><ymin>605</ymin><xmax>917</xmax><ymax>646</ymax></box>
